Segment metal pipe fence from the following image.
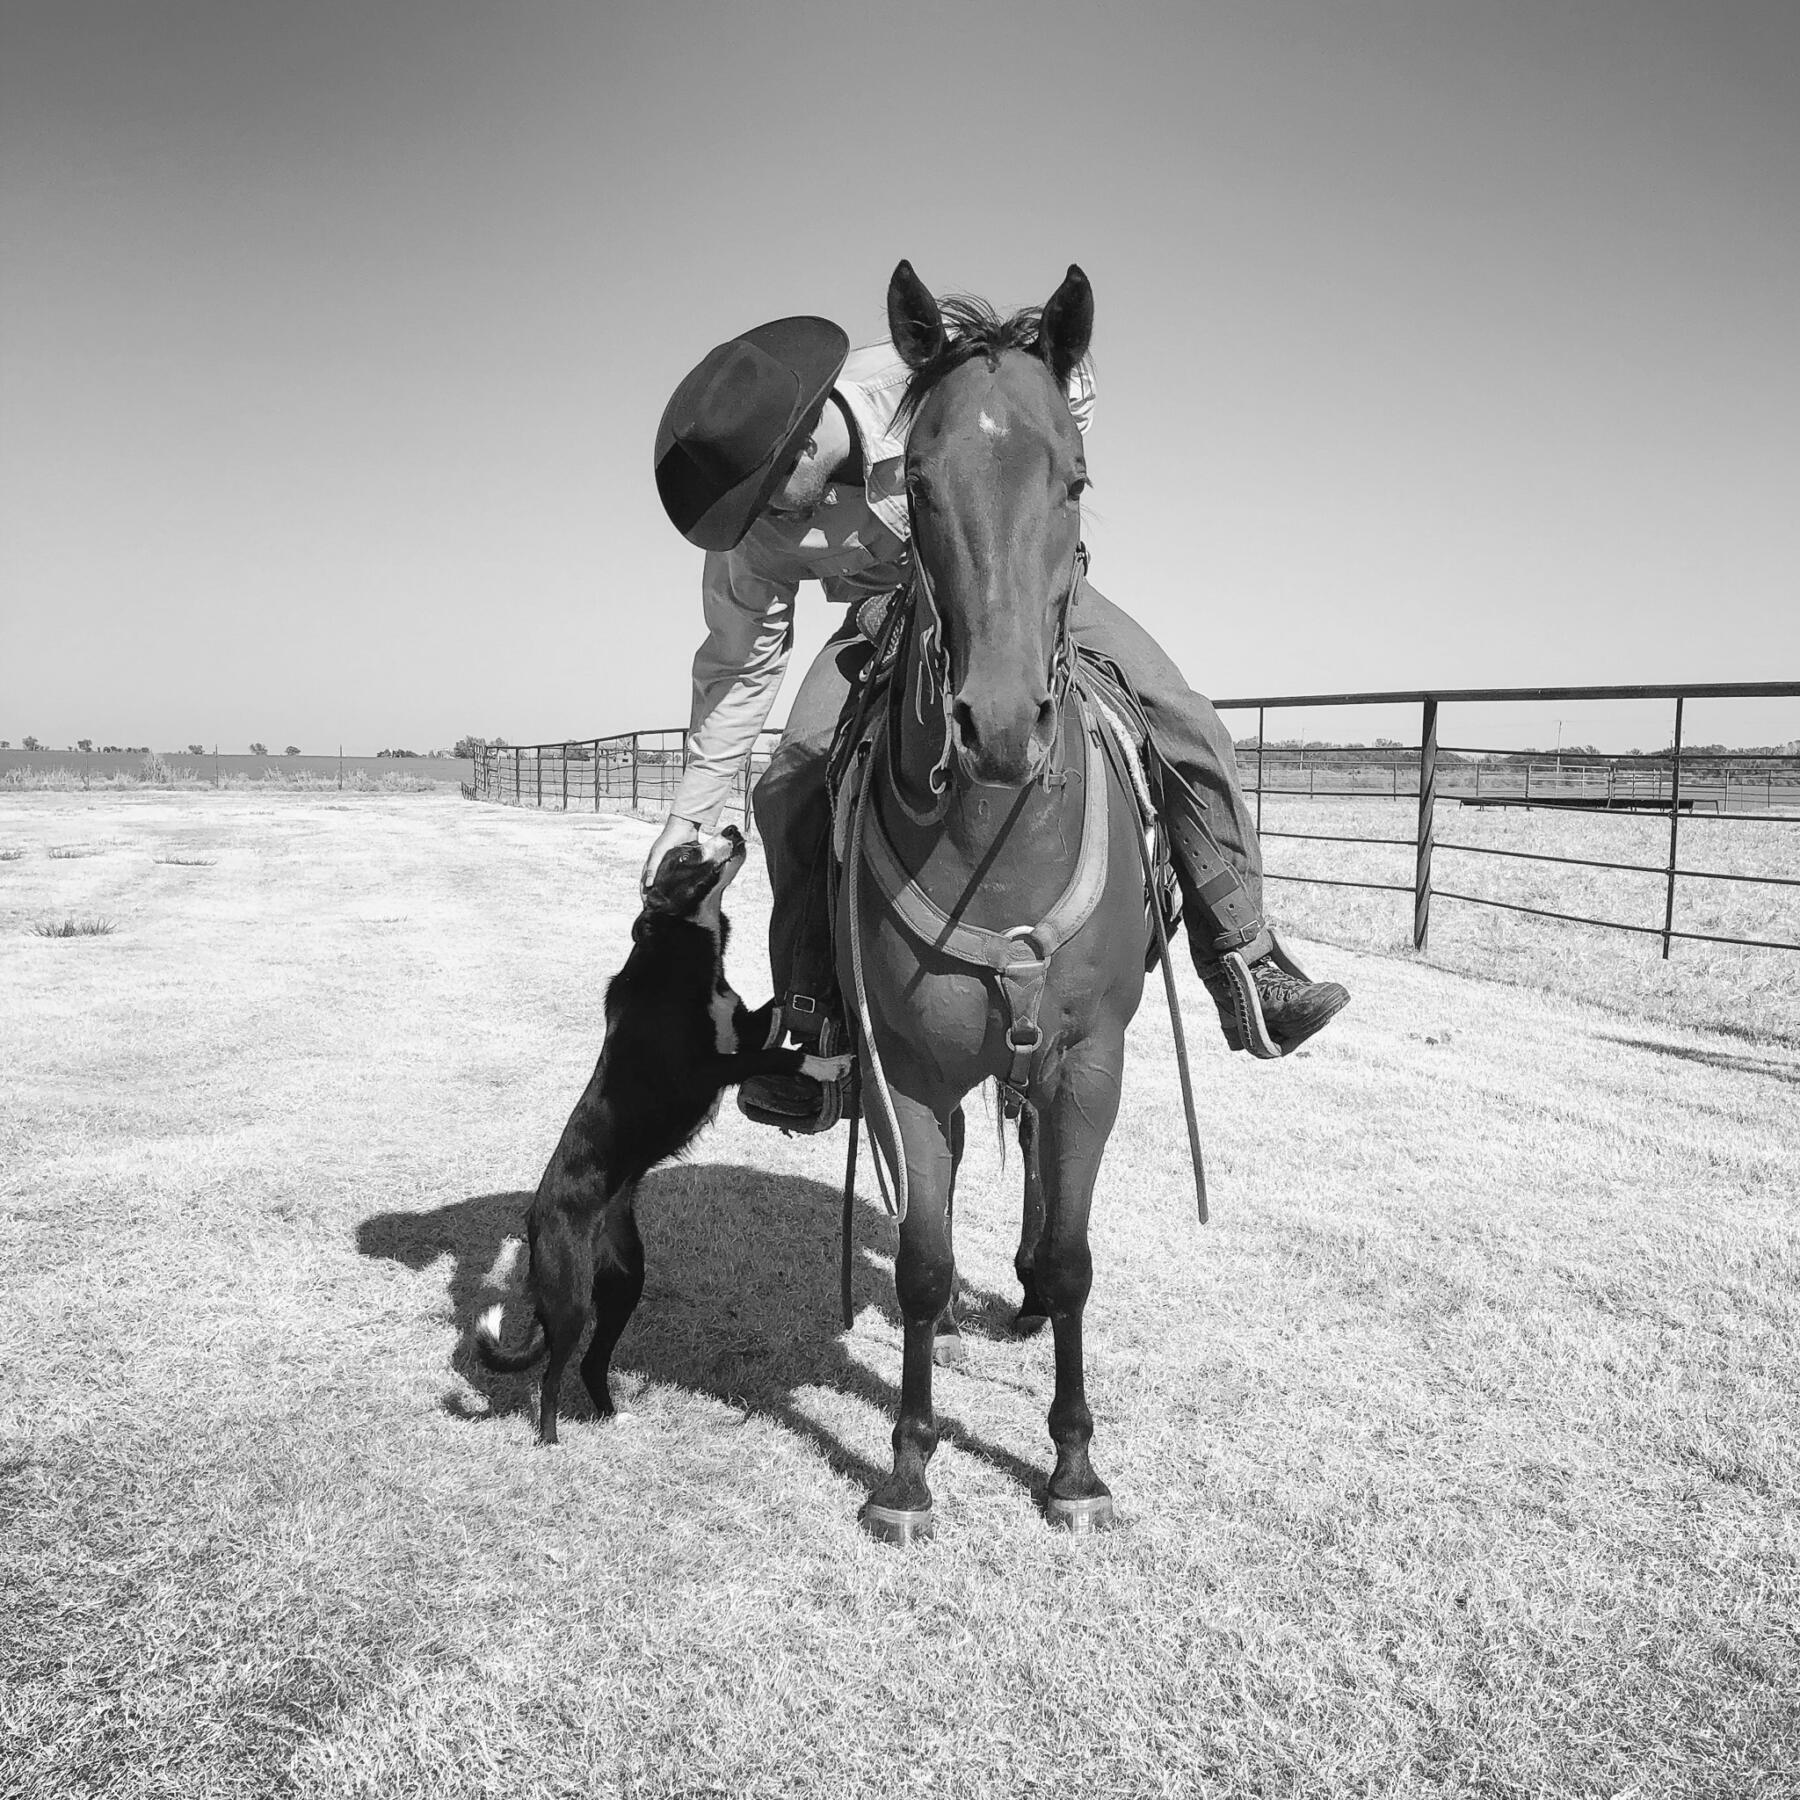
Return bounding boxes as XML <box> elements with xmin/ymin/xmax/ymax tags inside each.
<box><xmin>1215</xmin><ymin>681</ymin><xmax>1799</xmax><ymax>959</ymax></box>
<box><xmin>468</xmin><ymin>683</ymin><xmax>1796</xmax><ymax>960</ymax></box>
<box><xmin>468</xmin><ymin>728</ymin><xmax>782</xmax><ymax>833</ymax></box>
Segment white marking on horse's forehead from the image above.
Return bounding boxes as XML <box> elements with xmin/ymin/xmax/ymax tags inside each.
<box><xmin>977</xmin><ymin>409</ymin><xmax>1008</xmax><ymax>440</ymax></box>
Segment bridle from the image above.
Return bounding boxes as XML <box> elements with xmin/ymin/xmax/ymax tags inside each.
<box><xmin>887</xmin><ymin>506</ymin><xmax>1088</xmax><ymax>824</ymax></box>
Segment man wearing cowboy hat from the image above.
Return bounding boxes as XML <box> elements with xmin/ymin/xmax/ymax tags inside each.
<box><xmin>649</xmin><ymin>309</ymin><xmax>1349</xmax><ymax>1132</ymax></box>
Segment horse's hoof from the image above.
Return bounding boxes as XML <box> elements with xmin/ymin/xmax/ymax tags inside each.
<box><xmin>1044</xmin><ymin>1493</ymin><xmax>1115</xmax><ymax>1533</ymax></box>
<box><xmin>932</xmin><ymin>1333</ymin><xmax>967</xmax><ymax>1367</ymax></box>
<box><xmin>860</xmin><ymin>1501</ymin><xmax>935</xmax><ymax>1546</ymax></box>
<box><xmin>1012</xmin><ymin>1308</ymin><xmax>1049</xmax><ymax>1338</ymax></box>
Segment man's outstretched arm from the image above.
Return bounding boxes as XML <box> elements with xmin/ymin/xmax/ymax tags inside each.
<box><xmin>642</xmin><ymin>549</ymin><xmax>797</xmax><ymax>888</ymax></box>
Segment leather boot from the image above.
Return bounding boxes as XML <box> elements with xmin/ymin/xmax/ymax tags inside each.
<box><xmin>1199</xmin><ymin>934</ymin><xmax>1349</xmax><ymax>1058</ymax></box>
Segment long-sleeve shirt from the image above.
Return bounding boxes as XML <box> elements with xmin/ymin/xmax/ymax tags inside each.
<box><xmin>671</xmin><ymin>339</ymin><xmax>1095</xmax><ymax>827</ymax></box>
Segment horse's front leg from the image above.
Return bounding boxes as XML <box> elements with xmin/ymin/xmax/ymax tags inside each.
<box><xmin>1035</xmin><ymin>1038</ymin><xmax>1125</xmax><ymax>1531</ymax></box>
<box><xmin>862</xmin><ymin>1090</ymin><xmax>956</xmax><ymax>1546</ymax></box>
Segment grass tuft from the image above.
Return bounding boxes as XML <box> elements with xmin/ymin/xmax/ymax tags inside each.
<box><xmin>31</xmin><ymin>915</ymin><xmax>117</xmax><ymax>937</ymax></box>
<box><xmin>154</xmin><ymin>854</ymin><xmax>217</xmax><ymax>866</ymax></box>
<box><xmin>46</xmin><ymin>845</ymin><xmax>102</xmax><ymax>859</ymax></box>
<box><xmin>0</xmin><ymin>846</ymin><xmax>25</xmax><ymax>860</ymax></box>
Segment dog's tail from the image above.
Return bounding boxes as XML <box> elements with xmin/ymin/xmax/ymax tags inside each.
<box><xmin>472</xmin><ymin>1236</ymin><xmax>546</xmax><ymax>1372</ymax></box>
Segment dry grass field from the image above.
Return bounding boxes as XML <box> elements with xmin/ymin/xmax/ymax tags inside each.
<box><xmin>2</xmin><ymin>790</ymin><xmax>1795</xmax><ymax>1799</ymax></box>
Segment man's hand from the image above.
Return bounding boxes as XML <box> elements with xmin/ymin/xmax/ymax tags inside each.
<box><xmin>642</xmin><ymin>814</ymin><xmax>700</xmax><ymax>891</ymax></box>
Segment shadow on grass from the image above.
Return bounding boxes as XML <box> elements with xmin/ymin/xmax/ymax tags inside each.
<box><xmin>354</xmin><ymin>1162</ymin><xmax>1045</xmax><ymax>1502</ymax></box>
<box><xmin>1602</xmin><ymin>1034</ymin><xmax>1800</xmax><ymax>1085</ymax></box>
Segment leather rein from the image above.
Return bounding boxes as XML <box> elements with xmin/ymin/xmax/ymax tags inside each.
<box><xmin>834</xmin><ymin>543</ymin><xmax>1208</xmax><ymax>1324</ymax></box>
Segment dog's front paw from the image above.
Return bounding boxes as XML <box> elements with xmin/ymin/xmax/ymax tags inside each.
<box><xmin>800</xmin><ymin>1051</ymin><xmax>854</xmax><ymax>1082</ymax></box>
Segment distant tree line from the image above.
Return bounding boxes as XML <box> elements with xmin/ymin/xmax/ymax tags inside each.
<box><xmin>1</xmin><ymin>739</ymin><xmax>478</xmax><ymax>758</ymax></box>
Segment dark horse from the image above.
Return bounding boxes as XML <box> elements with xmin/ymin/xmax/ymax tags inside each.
<box><xmin>838</xmin><ymin>261</ymin><xmax>1151</xmax><ymax>1542</ymax></box>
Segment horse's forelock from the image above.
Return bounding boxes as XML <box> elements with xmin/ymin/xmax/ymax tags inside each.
<box><xmin>895</xmin><ymin>297</ymin><xmax>1051</xmax><ymax>430</ymax></box>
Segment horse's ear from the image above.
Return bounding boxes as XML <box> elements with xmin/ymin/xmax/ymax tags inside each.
<box><xmin>1039</xmin><ymin>264</ymin><xmax>1094</xmax><ymax>388</ymax></box>
<box><xmin>888</xmin><ymin>260</ymin><xmax>945</xmax><ymax>369</ymax></box>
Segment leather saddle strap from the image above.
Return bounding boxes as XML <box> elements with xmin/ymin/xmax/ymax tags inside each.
<box><xmin>856</xmin><ymin>696</ymin><xmax>1111</xmax><ymax>1086</ymax></box>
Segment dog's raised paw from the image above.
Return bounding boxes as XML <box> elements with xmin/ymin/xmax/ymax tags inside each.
<box><xmin>801</xmin><ymin>1052</ymin><xmax>854</xmax><ymax>1082</ymax></box>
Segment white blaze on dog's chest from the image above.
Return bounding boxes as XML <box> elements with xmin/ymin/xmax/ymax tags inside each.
<box><xmin>704</xmin><ymin>922</ymin><xmax>738</xmax><ymax>1054</ymax></box>
<box><xmin>709</xmin><ymin>985</ymin><xmax>737</xmax><ymax>1055</ymax></box>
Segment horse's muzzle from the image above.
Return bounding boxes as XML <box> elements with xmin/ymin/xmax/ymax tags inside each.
<box><xmin>951</xmin><ymin>690</ymin><xmax>1059</xmax><ymax>787</ymax></box>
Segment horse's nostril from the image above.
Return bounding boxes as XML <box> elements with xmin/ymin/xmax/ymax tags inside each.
<box><xmin>952</xmin><ymin>700</ymin><xmax>980</xmax><ymax>755</ymax></box>
<box><xmin>1035</xmin><ymin>697</ymin><xmax>1056</xmax><ymax>738</ymax></box>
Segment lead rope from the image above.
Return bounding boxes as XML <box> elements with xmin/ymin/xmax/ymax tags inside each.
<box><xmin>842</xmin><ymin>544</ymin><xmax>1097</xmax><ymax>1235</ymax></box>
<box><xmin>1088</xmin><ymin>687</ymin><xmax>1209</xmax><ymax>1225</ymax></box>
<box><xmin>840</xmin><ymin>1064</ymin><xmax>861</xmax><ymax>1330</ymax></box>
<box><xmin>845</xmin><ymin>739</ymin><xmax>909</xmax><ymax>1223</ymax></box>
<box><xmin>833</xmin><ymin>592</ymin><xmax>926</xmax><ymax>1326</ymax></box>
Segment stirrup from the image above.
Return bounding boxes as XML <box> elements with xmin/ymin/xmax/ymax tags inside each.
<box><xmin>1212</xmin><ymin>949</ymin><xmax>1283</xmax><ymax>1061</ymax></box>
<box><xmin>737</xmin><ymin>1016</ymin><xmax>851</xmax><ymax>1135</ymax></box>
<box><xmin>1212</xmin><ymin>932</ymin><xmax>1340</xmax><ymax>1061</ymax></box>
<box><xmin>737</xmin><ymin>1070</ymin><xmax>848</xmax><ymax>1135</ymax></box>
<box><xmin>1211</xmin><ymin>932</ymin><xmax>1317</xmax><ymax>1061</ymax></box>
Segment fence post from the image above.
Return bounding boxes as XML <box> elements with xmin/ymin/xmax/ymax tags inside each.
<box><xmin>1255</xmin><ymin>707</ymin><xmax>1264</xmax><ymax>832</ymax></box>
<box><xmin>1414</xmin><ymin>698</ymin><xmax>1437</xmax><ymax>952</ymax></box>
<box><xmin>513</xmin><ymin>746</ymin><xmax>520</xmax><ymax>804</ymax></box>
<box><xmin>561</xmin><ymin>748</ymin><xmax>568</xmax><ymax>811</ymax></box>
<box><xmin>630</xmin><ymin>734</ymin><xmax>639</xmax><ymax>811</ymax></box>
<box><xmin>593</xmin><ymin>741</ymin><xmax>601</xmax><ymax>811</ymax></box>
<box><xmin>1660</xmin><ymin>696</ymin><xmax>1685</xmax><ymax>960</ymax></box>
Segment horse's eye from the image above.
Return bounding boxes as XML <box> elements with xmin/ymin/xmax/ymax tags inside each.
<box><xmin>1068</xmin><ymin>476</ymin><xmax>1089</xmax><ymax>502</ymax></box>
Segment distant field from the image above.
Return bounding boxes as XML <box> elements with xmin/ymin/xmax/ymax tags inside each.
<box><xmin>0</xmin><ymin>750</ymin><xmax>470</xmax><ymax>787</ymax></box>
<box><xmin>2</xmin><ymin>789</ymin><xmax>1794</xmax><ymax>1798</ymax></box>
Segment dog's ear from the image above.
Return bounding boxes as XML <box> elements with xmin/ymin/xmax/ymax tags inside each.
<box><xmin>637</xmin><ymin>884</ymin><xmax>674</xmax><ymax>919</ymax></box>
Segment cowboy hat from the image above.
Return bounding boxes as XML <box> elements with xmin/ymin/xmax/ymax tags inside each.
<box><xmin>654</xmin><ymin>316</ymin><xmax>850</xmax><ymax>550</ymax></box>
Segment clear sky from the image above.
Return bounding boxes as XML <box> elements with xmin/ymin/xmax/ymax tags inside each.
<box><xmin>4</xmin><ymin>0</ymin><xmax>1796</xmax><ymax>756</ymax></box>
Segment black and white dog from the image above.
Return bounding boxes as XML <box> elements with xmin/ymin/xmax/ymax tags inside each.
<box><xmin>474</xmin><ymin>824</ymin><xmax>847</xmax><ymax>1443</ymax></box>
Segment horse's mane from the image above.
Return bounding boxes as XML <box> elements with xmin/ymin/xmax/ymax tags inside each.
<box><xmin>895</xmin><ymin>297</ymin><xmax>1051</xmax><ymax>430</ymax></box>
